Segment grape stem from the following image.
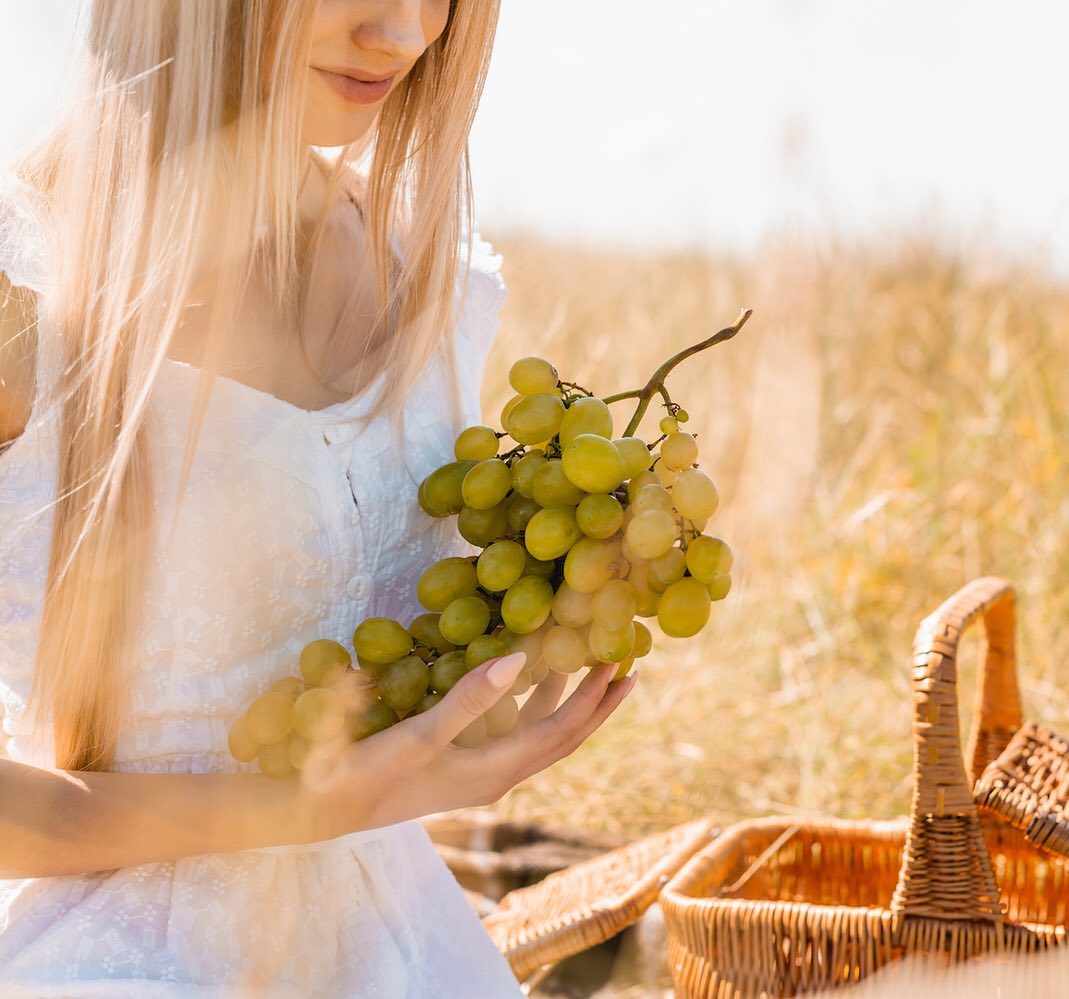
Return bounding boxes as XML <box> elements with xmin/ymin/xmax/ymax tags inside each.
<box><xmin>602</xmin><ymin>309</ymin><xmax>753</xmax><ymax>438</ymax></box>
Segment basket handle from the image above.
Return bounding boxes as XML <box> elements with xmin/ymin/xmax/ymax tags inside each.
<box><xmin>890</xmin><ymin>576</ymin><xmax>1019</xmax><ymax>927</ymax></box>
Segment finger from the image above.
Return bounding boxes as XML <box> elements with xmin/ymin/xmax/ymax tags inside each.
<box><xmin>516</xmin><ymin>668</ymin><xmax>568</xmax><ymax>731</ymax></box>
<box><xmin>559</xmin><ymin>669</ymin><xmax>637</xmax><ymax>750</ymax></box>
<box><xmin>522</xmin><ymin>662</ymin><xmax>618</xmax><ymax>751</ymax></box>
<box><xmin>408</xmin><ymin>651</ymin><xmax>528</xmax><ymax>748</ymax></box>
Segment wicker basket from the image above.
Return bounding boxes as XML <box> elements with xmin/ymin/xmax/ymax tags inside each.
<box><xmin>660</xmin><ymin>576</ymin><xmax>1069</xmax><ymax>997</ymax></box>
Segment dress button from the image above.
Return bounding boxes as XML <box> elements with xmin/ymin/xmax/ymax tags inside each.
<box><xmin>346</xmin><ymin>575</ymin><xmax>371</xmax><ymax>600</ymax></box>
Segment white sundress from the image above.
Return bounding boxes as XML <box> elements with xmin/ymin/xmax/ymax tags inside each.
<box><xmin>0</xmin><ymin>173</ymin><xmax>525</xmax><ymax>998</ymax></box>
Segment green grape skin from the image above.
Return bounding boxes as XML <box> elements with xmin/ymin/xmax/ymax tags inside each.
<box><xmin>648</xmin><ymin>547</ymin><xmax>687</xmax><ymax>591</ymax></box>
<box><xmin>632</xmin><ymin>483</ymin><xmax>674</xmax><ymax>515</ymax></box>
<box><xmin>417</xmin><ymin>557</ymin><xmax>478</xmax><ymax>612</ymax></box>
<box><xmin>658</xmin><ymin>577</ymin><xmax>713</xmax><ymax>638</ymax></box>
<box><xmin>377</xmin><ymin>654</ymin><xmax>432</xmax><ymax>713</ymax></box>
<box><xmin>258</xmin><ymin>739</ymin><xmax>297</xmax><ymax>779</ymax></box>
<box><xmin>270</xmin><ymin>674</ymin><xmax>310</xmax><ymax>700</ymax></box>
<box><xmin>612</xmin><ymin>657</ymin><xmax>635</xmax><ymax>682</ymax></box>
<box><xmin>484</xmin><ymin>694</ymin><xmax>520</xmax><ymax>737</ymax></box>
<box><xmin>510</xmin><ymin>450</ymin><xmax>547</xmax><ymax>498</ymax></box>
<box><xmin>430</xmin><ymin>649</ymin><xmax>470</xmax><ymax>693</ymax></box>
<box><xmin>614</xmin><ymin>437</ymin><xmax>653</xmax><ymax>479</ymax></box>
<box><xmin>576</xmin><ymin>493</ymin><xmax>624</xmax><ymax>539</ymax></box>
<box><xmin>661</xmin><ymin>432</ymin><xmax>699</xmax><ymax>470</ymax></box>
<box><xmin>461</xmin><ymin>459</ymin><xmax>512</xmax><ymax>510</ymax></box>
<box><xmin>453</xmin><ymin>715</ymin><xmax>489</xmax><ymax>749</ymax></box>
<box><xmin>245</xmin><ymin>691</ymin><xmax>294</xmax><ymax>745</ymax></box>
<box><xmin>524</xmin><ymin>506</ymin><xmax>583</xmax><ymax>562</ymax></box>
<box><xmin>675</xmin><ymin>409</ymin><xmax>690</xmax><ymax>423</ymax></box>
<box><xmin>506</xmin><ymin>494</ymin><xmax>541</xmax><ymax>534</ymax></box>
<box><xmin>505</xmin><ymin>393</ymin><xmax>566</xmax><ymax>444</ymax></box>
<box><xmin>439</xmin><ymin>595</ymin><xmax>492</xmax><ymax>646</ymax></box>
<box><xmin>465</xmin><ymin>634</ymin><xmax>510</xmax><ymax>669</ymax></box>
<box><xmin>408</xmin><ymin>612</ymin><xmax>456</xmax><ymax>655</ymax></box>
<box><xmin>501</xmin><ymin>575</ymin><xmax>555</xmax><ymax>634</ymax></box>
<box><xmin>655</xmin><ymin>462</ymin><xmax>679</xmax><ymax>488</ymax></box>
<box><xmin>509</xmin><ymin>356</ymin><xmax>560</xmax><ymax>395</ymax></box>
<box><xmin>228</xmin><ymin>714</ymin><xmax>262</xmax><ymax>763</ymax></box>
<box><xmin>524</xmin><ymin>553</ymin><xmax>557</xmax><ymax>579</ymax></box>
<box><xmin>457</xmin><ymin>500</ymin><xmax>510</xmax><ymax>548</ymax></box>
<box><xmin>551</xmin><ymin>581</ymin><xmax>595</xmax><ymax>628</ymax></box>
<box><xmin>477</xmin><ymin>539</ymin><xmax>528</xmax><ymax>592</ymax></box>
<box><xmin>561</xmin><ymin>434</ymin><xmax>627</xmax><ymax>493</ymax></box>
<box><xmin>298</xmin><ymin>639</ymin><xmax>351</xmax><ymax>687</ymax></box>
<box><xmin>347</xmin><ymin>699</ymin><xmax>399</xmax><ymax>740</ymax></box>
<box><xmin>412</xmin><ymin>692</ymin><xmax>445</xmax><ymax>714</ymax></box>
<box><xmin>531</xmin><ymin>460</ymin><xmax>586</xmax><ymax>508</ymax></box>
<box><xmin>353</xmin><ymin>617</ymin><xmax>414</xmax><ymax>665</ymax></box>
<box><xmin>419</xmin><ymin>460</ymin><xmax>478</xmax><ymax>517</ymax></box>
<box><xmin>659</xmin><ymin>416</ymin><xmax>679</xmax><ymax>435</ymax></box>
<box><xmin>288</xmin><ymin>734</ymin><xmax>312</xmax><ymax>771</ymax></box>
<box><xmin>500</xmin><ymin>393</ymin><xmax>523</xmax><ymax>426</ymax></box>
<box><xmin>454</xmin><ymin>425</ymin><xmax>499</xmax><ymax>461</ymax></box>
<box><xmin>591</xmin><ymin>578</ymin><xmax>639</xmax><ymax>630</ymax></box>
<box><xmin>625</xmin><ymin>509</ymin><xmax>679</xmax><ymax>560</ymax></box>
<box><xmin>356</xmin><ymin>654</ymin><xmax>391</xmax><ymax>680</ymax></box>
<box><xmin>542</xmin><ymin>625</ymin><xmax>588</xmax><ymax>673</ymax></box>
<box><xmin>707</xmin><ymin>574</ymin><xmax>732</xmax><ymax>602</ymax></box>
<box><xmin>626</xmin><ymin>470</ymin><xmax>660</xmax><ymax>503</ymax></box>
<box><xmin>564</xmin><ymin>537</ymin><xmax>623</xmax><ymax>593</ymax></box>
<box><xmin>292</xmin><ymin>687</ymin><xmax>346</xmax><ymax>742</ymax></box>
<box><xmin>588</xmin><ymin>621</ymin><xmax>637</xmax><ymax>664</ymax></box>
<box><xmin>500</xmin><ymin>627</ymin><xmax>546</xmax><ymax>672</ymax></box>
<box><xmin>632</xmin><ymin>621</ymin><xmax>654</xmax><ymax>658</ymax></box>
<box><xmin>559</xmin><ymin>397</ymin><xmax>614</xmax><ymax>446</ymax></box>
<box><xmin>671</xmin><ymin>468</ymin><xmax>720</xmax><ymax>522</ymax></box>
<box><xmin>685</xmin><ymin>536</ymin><xmax>734</xmax><ymax>583</ymax></box>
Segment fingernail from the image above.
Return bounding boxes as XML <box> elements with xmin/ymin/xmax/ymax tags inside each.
<box><xmin>486</xmin><ymin>652</ymin><xmax>527</xmax><ymax>688</ymax></box>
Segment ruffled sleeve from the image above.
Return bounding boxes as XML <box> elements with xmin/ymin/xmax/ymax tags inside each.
<box><xmin>0</xmin><ymin>172</ymin><xmax>50</xmax><ymax>294</ymax></box>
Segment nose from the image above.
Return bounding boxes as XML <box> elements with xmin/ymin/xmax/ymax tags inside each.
<box><xmin>351</xmin><ymin>0</ymin><xmax>431</xmax><ymax>68</ymax></box>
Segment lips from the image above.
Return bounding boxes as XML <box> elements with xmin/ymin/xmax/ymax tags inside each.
<box><xmin>316</xmin><ymin>68</ymin><xmax>395</xmax><ymax>106</ymax></box>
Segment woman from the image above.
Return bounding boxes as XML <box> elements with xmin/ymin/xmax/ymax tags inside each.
<box><xmin>0</xmin><ymin>1</ymin><xmax>636</xmax><ymax>994</ymax></box>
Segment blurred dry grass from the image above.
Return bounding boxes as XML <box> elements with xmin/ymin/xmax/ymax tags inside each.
<box><xmin>479</xmin><ymin>230</ymin><xmax>1069</xmax><ymax>841</ymax></box>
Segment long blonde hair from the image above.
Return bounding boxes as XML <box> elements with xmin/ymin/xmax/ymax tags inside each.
<box><xmin>7</xmin><ymin>0</ymin><xmax>500</xmax><ymax>771</ymax></box>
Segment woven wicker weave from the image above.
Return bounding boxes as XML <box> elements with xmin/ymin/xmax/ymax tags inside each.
<box><xmin>484</xmin><ymin>815</ymin><xmax>719</xmax><ymax>984</ymax></box>
<box><xmin>660</xmin><ymin>576</ymin><xmax>1069</xmax><ymax>997</ymax></box>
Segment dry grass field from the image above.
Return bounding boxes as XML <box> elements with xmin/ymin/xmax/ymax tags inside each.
<box><xmin>479</xmin><ymin>228</ymin><xmax>1069</xmax><ymax>842</ymax></box>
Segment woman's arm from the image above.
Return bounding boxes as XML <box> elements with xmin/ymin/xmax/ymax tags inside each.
<box><xmin>0</xmin><ymin>758</ymin><xmax>332</xmax><ymax>878</ymax></box>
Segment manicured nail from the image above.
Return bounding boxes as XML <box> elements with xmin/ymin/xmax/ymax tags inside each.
<box><xmin>487</xmin><ymin>652</ymin><xmax>527</xmax><ymax>688</ymax></box>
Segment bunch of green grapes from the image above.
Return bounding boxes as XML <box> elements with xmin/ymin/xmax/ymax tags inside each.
<box><xmin>231</xmin><ymin>354</ymin><xmax>733</xmax><ymax>773</ymax></box>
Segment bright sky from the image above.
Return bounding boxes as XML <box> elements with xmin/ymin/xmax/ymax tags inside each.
<box><xmin>3</xmin><ymin>1</ymin><xmax>1068</xmax><ymax>271</ymax></box>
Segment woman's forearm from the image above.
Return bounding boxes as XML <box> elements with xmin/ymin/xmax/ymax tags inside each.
<box><xmin>0</xmin><ymin>757</ymin><xmax>337</xmax><ymax>878</ymax></box>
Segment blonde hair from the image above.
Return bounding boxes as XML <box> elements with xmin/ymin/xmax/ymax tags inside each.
<box><xmin>6</xmin><ymin>0</ymin><xmax>501</xmax><ymax>771</ymax></box>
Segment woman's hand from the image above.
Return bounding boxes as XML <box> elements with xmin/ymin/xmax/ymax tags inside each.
<box><xmin>302</xmin><ymin>654</ymin><xmax>637</xmax><ymax>839</ymax></box>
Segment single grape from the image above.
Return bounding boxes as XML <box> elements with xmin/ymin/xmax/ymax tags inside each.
<box><xmin>461</xmin><ymin>458</ymin><xmax>512</xmax><ymax>510</ymax></box>
<box><xmin>292</xmin><ymin>687</ymin><xmax>346</xmax><ymax>742</ymax></box>
<box><xmin>258</xmin><ymin>739</ymin><xmax>297</xmax><ymax>779</ymax></box>
<box><xmin>353</xmin><ymin>618</ymin><xmax>414</xmax><ymax>665</ymax></box>
<box><xmin>245</xmin><ymin>691</ymin><xmax>294</xmax><ymax>745</ymax></box>
<box><xmin>430</xmin><ymin>649</ymin><xmax>470</xmax><ymax>693</ymax></box>
<box><xmin>509</xmin><ymin>669</ymin><xmax>534</xmax><ymax>696</ymax></box>
<box><xmin>288</xmin><ymin>734</ymin><xmax>312</xmax><ymax>770</ymax></box>
<box><xmin>453</xmin><ymin>715</ymin><xmax>489</xmax><ymax>749</ymax></box>
<box><xmin>632</xmin><ymin>482</ymin><xmax>674</xmax><ymax>515</ymax></box>
<box><xmin>627</xmin><ymin>470</ymin><xmax>660</xmax><ymax>503</ymax></box>
<box><xmin>625</xmin><ymin>509</ymin><xmax>679</xmax><ymax>560</ymax></box>
<box><xmin>648</xmin><ymin>547</ymin><xmax>687</xmax><ymax>591</ymax></box>
<box><xmin>408</xmin><ymin>612</ymin><xmax>456</xmax><ymax>655</ymax></box>
<box><xmin>271</xmin><ymin>674</ymin><xmax>310</xmax><ymax>700</ymax></box>
<box><xmin>576</xmin><ymin>493</ymin><xmax>624</xmax><ymax>539</ymax></box>
<box><xmin>632</xmin><ymin>621</ymin><xmax>653</xmax><ymax>658</ymax></box>
<box><xmin>509</xmin><ymin>356</ymin><xmax>559</xmax><ymax>395</ymax></box>
<box><xmin>347</xmin><ymin>699</ymin><xmax>399</xmax><ymax>740</ymax></box>
<box><xmin>477</xmin><ymin>539</ymin><xmax>528</xmax><ymax>592</ymax></box>
<box><xmin>417</xmin><ymin>557</ymin><xmax>478</xmax><ymax>612</ymax></box>
<box><xmin>500</xmin><ymin>393</ymin><xmax>524</xmax><ymax>427</ymax></box>
<box><xmin>685</xmin><ymin>535</ymin><xmax>734</xmax><ymax>583</ymax></box>
<box><xmin>531</xmin><ymin>460</ymin><xmax>586</xmax><ymax>508</ymax></box>
<box><xmin>661</xmin><ymin>432</ymin><xmax>699</xmax><ymax>470</ymax></box>
<box><xmin>484</xmin><ymin>694</ymin><xmax>520</xmax><ymax>737</ymax></box>
<box><xmin>457</xmin><ymin>500</ymin><xmax>510</xmax><ymax>548</ymax></box>
<box><xmin>588</xmin><ymin>621</ymin><xmax>637</xmax><ymax>664</ymax></box>
<box><xmin>543</xmin><ymin>625</ymin><xmax>589</xmax><ymax>673</ymax></box>
<box><xmin>675</xmin><ymin>409</ymin><xmax>690</xmax><ymax>423</ymax></box>
<box><xmin>505</xmin><ymin>393</ymin><xmax>566</xmax><ymax>444</ymax></box>
<box><xmin>501</xmin><ymin>575</ymin><xmax>555</xmax><ymax>634</ymax></box>
<box><xmin>564</xmin><ymin>537</ymin><xmax>624</xmax><ymax>593</ymax></box>
<box><xmin>454</xmin><ymin>425</ymin><xmax>499</xmax><ymax>461</ymax></box>
<box><xmin>551</xmin><ymin>582</ymin><xmax>595</xmax><ymax>628</ymax></box>
<box><xmin>228</xmin><ymin>714</ymin><xmax>261</xmax><ymax>763</ymax></box>
<box><xmin>671</xmin><ymin>468</ymin><xmax>720</xmax><ymax>522</ymax></box>
<box><xmin>412</xmin><ymin>692</ymin><xmax>445</xmax><ymax>714</ymax></box>
<box><xmin>559</xmin><ymin>397</ymin><xmax>613</xmax><ymax>446</ymax></box>
<box><xmin>612</xmin><ymin>657</ymin><xmax>635</xmax><ymax>682</ymax></box>
<box><xmin>561</xmin><ymin>434</ymin><xmax>627</xmax><ymax>493</ymax></box>
<box><xmin>419</xmin><ymin>460</ymin><xmax>478</xmax><ymax>517</ymax></box>
<box><xmin>378</xmin><ymin>655</ymin><xmax>432</xmax><ymax>713</ymax></box>
<box><xmin>299</xmin><ymin>639</ymin><xmax>351</xmax><ymax>687</ymax></box>
<box><xmin>439</xmin><ymin>595</ymin><xmax>492</xmax><ymax>646</ymax></box>
<box><xmin>506</xmin><ymin>493</ymin><xmax>541</xmax><ymax>534</ymax></box>
<box><xmin>524</xmin><ymin>506</ymin><xmax>583</xmax><ymax>561</ymax></box>
<box><xmin>655</xmin><ymin>462</ymin><xmax>679</xmax><ymax>488</ymax></box>
<box><xmin>356</xmin><ymin>654</ymin><xmax>391</xmax><ymax>679</ymax></box>
<box><xmin>524</xmin><ymin>552</ymin><xmax>557</xmax><ymax>579</ymax></box>
<box><xmin>660</xmin><ymin>416</ymin><xmax>679</xmax><ymax>435</ymax></box>
<box><xmin>658</xmin><ymin>577</ymin><xmax>712</xmax><ymax>638</ymax></box>
<box><xmin>465</xmin><ymin>634</ymin><xmax>510</xmax><ymax>669</ymax></box>
<box><xmin>614</xmin><ymin>437</ymin><xmax>653</xmax><ymax>479</ymax></box>
<box><xmin>707</xmin><ymin>574</ymin><xmax>732</xmax><ymax>602</ymax></box>
<box><xmin>501</xmin><ymin>628</ymin><xmax>546</xmax><ymax>672</ymax></box>
<box><xmin>510</xmin><ymin>450</ymin><xmax>547</xmax><ymax>498</ymax></box>
<box><xmin>591</xmin><ymin>578</ymin><xmax>639</xmax><ymax>630</ymax></box>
